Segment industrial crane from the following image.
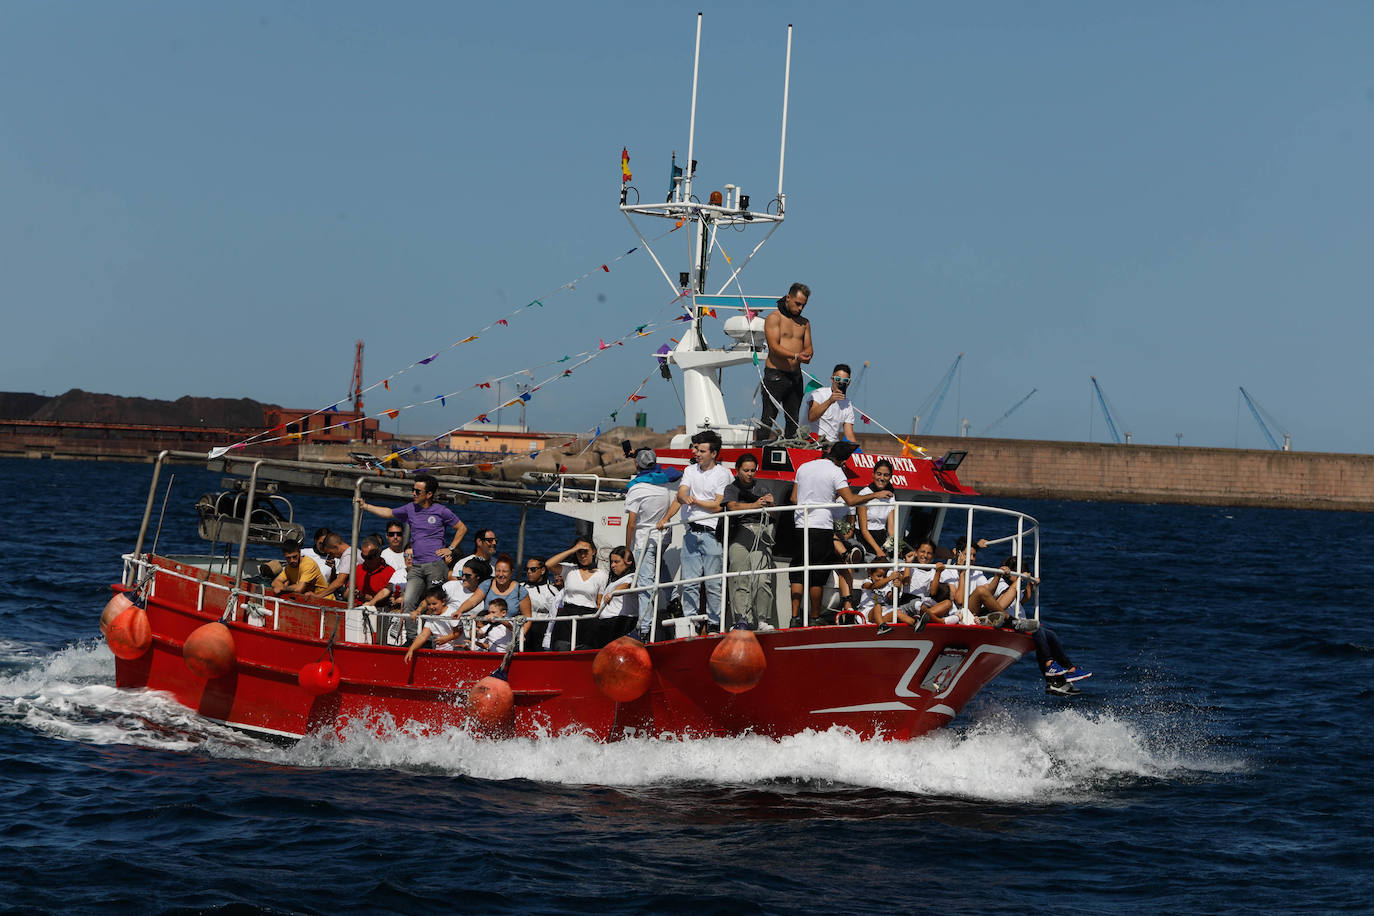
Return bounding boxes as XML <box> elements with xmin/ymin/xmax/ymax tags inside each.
<box><xmin>349</xmin><ymin>340</ymin><xmax>364</xmax><ymax>413</ymax></box>
<box><xmin>1238</xmin><ymin>386</ymin><xmax>1291</xmax><ymax>451</ymax></box>
<box><xmin>912</xmin><ymin>353</ymin><xmax>963</xmax><ymax>436</ymax></box>
<box><xmin>1090</xmin><ymin>376</ymin><xmax>1130</xmax><ymax>444</ymax></box>
<box><xmin>982</xmin><ymin>388</ymin><xmax>1037</xmax><ymax>436</ymax></box>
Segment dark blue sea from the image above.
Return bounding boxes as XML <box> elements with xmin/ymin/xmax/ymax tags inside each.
<box><xmin>2</xmin><ymin>457</ymin><xmax>1371</xmax><ymax>914</ymax></box>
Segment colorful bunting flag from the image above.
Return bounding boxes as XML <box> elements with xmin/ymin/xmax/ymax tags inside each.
<box><xmin>459</xmin><ymin>335</ymin><xmax>478</xmax><ymax>344</ymax></box>
<box><xmin>601</xmin><ymin>265</ymin><xmax>610</xmax><ymax>273</ymax></box>
<box><xmin>419</xmin><ymin>354</ymin><xmax>437</xmax><ymax>365</ymax></box>
<box><xmin>476</xmin><ymin>382</ymin><xmax>491</xmax><ymax>389</ymax></box>
<box><xmin>386</xmin><ymin>409</ymin><xmax>400</xmax><ymax>419</ymax></box>
<box><xmin>629</xmin><ymin>394</ymin><xmax>646</xmax><ymax>402</ymax></box>
<box><xmin>621</xmin><ymin>147</ymin><xmax>631</xmax><ymax>183</ymax></box>
<box><xmin>496</xmin><ymin>319</ymin><xmax>508</xmax><ymax>327</ymax></box>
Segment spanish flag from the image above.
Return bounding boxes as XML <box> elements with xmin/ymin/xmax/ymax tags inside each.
<box><xmin>621</xmin><ymin>147</ymin><xmax>632</xmax><ymax>184</ymax></box>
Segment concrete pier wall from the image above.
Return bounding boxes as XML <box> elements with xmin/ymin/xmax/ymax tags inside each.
<box><xmin>861</xmin><ymin>435</ymin><xmax>1374</xmax><ymax>512</ymax></box>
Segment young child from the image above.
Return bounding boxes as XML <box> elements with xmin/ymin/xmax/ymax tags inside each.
<box><xmin>404</xmin><ymin>585</ymin><xmax>465</xmax><ymax>663</ymax></box>
<box><xmin>474</xmin><ymin>597</ymin><xmax>513</xmax><ymax>651</ymax></box>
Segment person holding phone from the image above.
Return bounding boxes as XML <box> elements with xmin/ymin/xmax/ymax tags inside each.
<box><xmin>807</xmin><ymin>363</ymin><xmax>857</xmax><ymax>443</ymax></box>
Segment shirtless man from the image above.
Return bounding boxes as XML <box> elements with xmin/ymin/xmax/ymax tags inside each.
<box><xmin>758</xmin><ymin>282</ymin><xmax>814</xmax><ymax>444</ymax></box>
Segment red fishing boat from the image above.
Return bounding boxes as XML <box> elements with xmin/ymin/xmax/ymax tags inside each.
<box><xmin>102</xmin><ymin>17</ymin><xmax>1037</xmax><ymax>742</ymax></box>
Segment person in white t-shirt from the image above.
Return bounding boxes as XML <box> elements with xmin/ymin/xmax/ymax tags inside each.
<box><xmin>856</xmin><ymin>459</ymin><xmax>897</xmax><ymax>561</ymax></box>
<box><xmin>931</xmin><ymin>537</ymin><xmax>992</xmax><ymax>625</ymax></box>
<box><xmin>657</xmin><ymin>430</ymin><xmax>732</xmax><ymax>632</ymax></box>
<box><xmin>788</xmin><ymin>440</ymin><xmax>893</xmax><ymax>627</ymax></box>
<box><xmin>318</xmin><ymin>532</ymin><xmax>356</xmax><ymax>598</ymax></box>
<box><xmin>624</xmin><ymin>448</ymin><xmax>677</xmax><ymax>640</ymax></box>
<box><xmin>404</xmin><ymin>586</ymin><xmax>464</xmax><ymax>663</ymax></box>
<box><xmin>380</xmin><ymin>523</ymin><xmax>410</xmax><ymax>588</ymax></box>
<box><xmin>806</xmin><ymin>363</ymin><xmax>857</xmax><ymax>443</ymax></box>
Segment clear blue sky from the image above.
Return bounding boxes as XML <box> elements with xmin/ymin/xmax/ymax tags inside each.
<box><xmin>3</xmin><ymin>2</ymin><xmax>1371</xmax><ymax>453</ymax></box>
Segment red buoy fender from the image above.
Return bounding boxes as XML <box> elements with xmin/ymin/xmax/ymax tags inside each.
<box><xmin>106</xmin><ymin>606</ymin><xmax>152</xmax><ymax>660</ymax></box>
<box><xmin>592</xmin><ymin>636</ymin><xmax>653</xmax><ymax>703</ymax></box>
<box><xmin>708</xmin><ymin>629</ymin><xmax>766</xmax><ymax>694</ymax></box>
<box><xmin>100</xmin><ymin>591</ymin><xmax>134</xmax><ymax>636</ymax></box>
<box><xmin>467</xmin><ymin>675</ymin><xmax>515</xmax><ymax>733</ymax></box>
<box><xmin>298</xmin><ymin>660</ymin><xmax>341</xmax><ymax>696</ymax></box>
<box><xmin>183</xmin><ymin>622</ymin><xmax>236</xmax><ymax>679</ymax></box>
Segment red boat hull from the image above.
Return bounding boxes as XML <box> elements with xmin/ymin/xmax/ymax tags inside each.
<box><xmin>113</xmin><ymin>558</ymin><xmax>1030</xmax><ymax>741</ymax></box>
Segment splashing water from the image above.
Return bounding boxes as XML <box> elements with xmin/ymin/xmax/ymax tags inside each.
<box><xmin>1</xmin><ymin>642</ymin><xmax>1241</xmax><ymax>805</ymax></box>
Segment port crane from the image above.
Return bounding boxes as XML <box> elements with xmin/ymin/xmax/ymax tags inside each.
<box><xmin>1238</xmin><ymin>386</ymin><xmax>1291</xmax><ymax>451</ymax></box>
<box><xmin>912</xmin><ymin>353</ymin><xmax>963</xmax><ymax>436</ymax></box>
<box><xmin>982</xmin><ymin>388</ymin><xmax>1037</xmax><ymax>436</ymax></box>
<box><xmin>1090</xmin><ymin>376</ymin><xmax>1130</xmax><ymax>444</ymax></box>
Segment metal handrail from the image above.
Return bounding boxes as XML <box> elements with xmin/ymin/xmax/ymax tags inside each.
<box><xmin>126</xmin><ymin>494</ymin><xmax>1041</xmax><ymax>649</ymax></box>
<box><xmin>630</xmin><ymin>498</ymin><xmax>1041</xmax><ymax>639</ymax></box>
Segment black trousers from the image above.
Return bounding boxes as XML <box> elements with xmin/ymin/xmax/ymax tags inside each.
<box><xmin>759</xmin><ymin>368</ymin><xmax>804</xmax><ymax>441</ymax></box>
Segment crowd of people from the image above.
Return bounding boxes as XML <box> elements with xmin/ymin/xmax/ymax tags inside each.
<box><xmin>259</xmin><ymin>281</ymin><xmax>1089</xmax><ymax>694</ymax></box>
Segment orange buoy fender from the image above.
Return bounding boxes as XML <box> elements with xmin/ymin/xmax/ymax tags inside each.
<box><xmin>100</xmin><ymin>591</ymin><xmax>134</xmax><ymax>636</ymax></box>
<box><xmin>467</xmin><ymin>675</ymin><xmax>514</xmax><ymax>732</ymax></box>
<box><xmin>298</xmin><ymin>660</ymin><xmax>341</xmax><ymax>696</ymax></box>
<box><xmin>183</xmin><ymin>622</ymin><xmax>236</xmax><ymax>679</ymax></box>
<box><xmin>592</xmin><ymin>636</ymin><xmax>653</xmax><ymax>703</ymax></box>
<box><xmin>106</xmin><ymin>606</ymin><xmax>152</xmax><ymax>660</ymax></box>
<box><xmin>709</xmin><ymin>629</ymin><xmax>766</xmax><ymax>694</ymax></box>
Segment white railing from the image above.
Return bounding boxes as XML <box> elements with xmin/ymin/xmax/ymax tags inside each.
<box><xmin>124</xmin><ymin>496</ymin><xmax>1039</xmax><ymax>651</ymax></box>
<box><xmin>623</xmin><ymin>499</ymin><xmax>1041</xmax><ymax>641</ymax></box>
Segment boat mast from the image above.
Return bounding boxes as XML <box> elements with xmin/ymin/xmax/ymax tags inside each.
<box><xmin>618</xmin><ymin>14</ymin><xmax>793</xmax><ymax>446</ymax></box>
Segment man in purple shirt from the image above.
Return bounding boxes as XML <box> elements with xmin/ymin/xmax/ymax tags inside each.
<box><xmin>357</xmin><ymin>474</ymin><xmax>467</xmax><ymax>643</ymax></box>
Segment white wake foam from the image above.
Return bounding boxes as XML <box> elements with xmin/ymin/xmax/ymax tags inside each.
<box><xmin>2</xmin><ymin>642</ymin><xmax>1241</xmax><ymax>801</ymax></box>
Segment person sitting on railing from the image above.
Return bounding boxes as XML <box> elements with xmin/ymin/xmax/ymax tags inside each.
<box><xmin>473</xmin><ymin>597</ymin><xmax>513</xmax><ymax>652</ymax></box>
<box><xmin>657</xmin><ymin>429</ymin><xmax>731</xmax><ymax>634</ymax></box>
<box><xmin>270</xmin><ymin>539</ymin><xmax>333</xmax><ymax>597</ymax></box>
<box><xmin>722</xmin><ymin>452</ymin><xmax>778</xmax><ymax>631</ymax></box>
<box><xmin>852</xmin><ymin>564</ymin><xmax>900</xmax><ymax>628</ymax></box>
<box><xmin>358</xmin><ymin>475</ymin><xmax>468</xmax><ymax>644</ymax></box>
<box><xmin>317</xmin><ymin>532</ymin><xmax>355</xmax><ymax>598</ymax></box>
<box><xmin>404</xmin><ymin>585</ymin><xmax>465</xmax><ymax>663</ymax></box>
<box><xmin>455</xmin><ymin>554</ymin><xmax>530</xmax><ymax>644</ymax></box>
<box><xmin>893</xmin><ymin>540</ymin><xmax>949</xmax><ymax>623</ymax></box>
<box><xmin>856</xmin><ymin>459</ymin><xmax>897</xmax><ymax>562</ymax></box>
<box><xmin>585</xmin><ymin>546</ymin><xmax>639</xmax><ymax>649</ymax></box>
<box><xmin>806</xmin><ymin>363</ymin><xmax>856</xmax><ymax>443</ymax></box>
<box><xmin>967</xmin><ymin>555</ymin><xmax>1090</xmax><ymax>691</ymax></box>
<box><xmin>545</xmin><ymin>539</ymin><xmax>605</xmax><ymax>651</ymax></box>
<box><xmin>522</xmin><ymin>555</ymin><xmax>561</xmax><ymax>652</ymax></box>
<box><xmin>788</xmin><ymin>441</ymin><xmax>893</xmax><ymax>627</ymax></box>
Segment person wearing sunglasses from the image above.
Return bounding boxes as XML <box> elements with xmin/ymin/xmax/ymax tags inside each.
<box><xmin>806</xmin><ymin>363</ymin><xmax>856</xmax><ymax>444</ymax></box>
<box><xmin>543</xmin><ymin>539</ymin><xmax>605</xmax><ymax>651</ymax></box>
<box><xmin>451</xmin><ymin>528</ymin><xmax>499</xmax><ymax>581</ymax></box>
<box><xmin>522</xmin><ymin>555</ymin><xmax>562</xmax><ymax>651</ymax></box>
<box><xmin>357</xmin><ymin>475</ymin><xmax>467</xmax><ymax>643</ymax></box>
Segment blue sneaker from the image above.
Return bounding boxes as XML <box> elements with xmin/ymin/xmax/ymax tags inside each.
<box><xmin>1064</xmin><ymin>666</ymin><xmax>1092</xmax><ymax>682</ymax></box>
<box><xmin>1043</xmin><ymin>661</ymin><xmax>1069</xmax><ymax>679</ymax></box>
